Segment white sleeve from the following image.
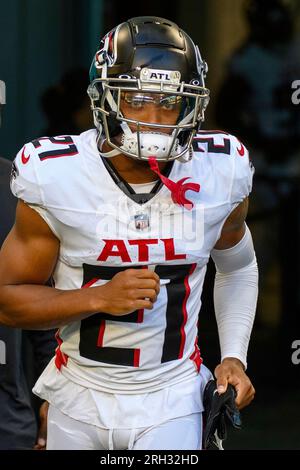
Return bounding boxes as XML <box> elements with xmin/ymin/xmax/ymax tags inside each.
<box><xmin>211</xmin><ymin>226</ymin><xmax>258</xmax><ymax>369</ymax></box>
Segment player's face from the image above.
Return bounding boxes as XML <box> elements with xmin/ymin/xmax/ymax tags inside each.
<box><xmin>120</xmin><ymin>91</ymin><xmax>182</xmax><ymax>134</ymax></box>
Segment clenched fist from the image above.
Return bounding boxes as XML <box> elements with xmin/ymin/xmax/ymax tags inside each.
<box><xmin>94</xmin><ymin>268</ymin><xmax>160</xmax><ymax>316</ymax></box>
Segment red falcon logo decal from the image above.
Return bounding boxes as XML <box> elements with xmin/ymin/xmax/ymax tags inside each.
<box><xmin>21</xmin><ymin>147</ymin><xmax>30</xmax><ymax>164</ymax></box>
<box><xmin>148</xmin><ymin>157</ymin><xmax>200</xmax><ymax>210</ymax></box>
<box><xmin>237</xmin><ymin>142</ymin><xmax>245</xmax><ymax>156</ymax></box>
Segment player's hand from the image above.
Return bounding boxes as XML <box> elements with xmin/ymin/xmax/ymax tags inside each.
<box><xmin>214</xmin><ymin>357</ymin><xmax>255</xmax><ymax>409</ymax></box>
<box><xmin>34</xmin><ymin>401</ymin><xmax>49</xmax><ymax>450</ymax></box>
<box><xmin>97</xmin><ymin>268</ymin><xmax>160</xmax><ymax>316</ymax></box>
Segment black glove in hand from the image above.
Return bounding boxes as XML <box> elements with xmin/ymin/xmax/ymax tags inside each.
<box><xmin>202</xmin><ymin>379</ymin><xmax>242</xmax><ymax>450</ymax></box>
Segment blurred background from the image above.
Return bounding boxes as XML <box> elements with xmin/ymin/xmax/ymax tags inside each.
<box><xmin>0</xmin><ymin>0</ymin><xmax>299</xmax><ymax>450</ymax></box>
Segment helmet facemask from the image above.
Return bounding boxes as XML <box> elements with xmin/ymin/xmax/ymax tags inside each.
<box><xmin>88</xmin><ymin>77</ymin><xmax>209</xmax><ymax>162</ymax></box>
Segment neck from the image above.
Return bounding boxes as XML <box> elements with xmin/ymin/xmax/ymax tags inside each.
<box><xmin>100</xmin><ymin>140</ymin><xmax>168</xmax><ymax>184</ymax></box>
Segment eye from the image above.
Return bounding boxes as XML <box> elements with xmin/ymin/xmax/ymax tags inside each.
<box><xmin>160</xmin><ymin>96</ymin><xmax>181</xmax><ymax>111</ymax></box>
<box><xmin>130</xmin><ymin>99</ymin><xmax>143</xmax><ymax>109</ymax></box>
<box><xmin>123</xmin><ymin>93</ymin><xmax>145</xmax><ymax>109</ymax></box>
<box><xmin>161</xmin><ymin>101</ymin><xmax>175</xmax><ymax>110</ymax></box>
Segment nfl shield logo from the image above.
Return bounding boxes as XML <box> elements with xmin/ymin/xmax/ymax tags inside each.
<box><xmin>134</xmin><ymin>213</ymin><xmax>150</xmax><ymax>230</ymax></box>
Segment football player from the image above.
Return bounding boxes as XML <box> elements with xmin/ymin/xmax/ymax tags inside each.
<box><xmin>0</xmin><ymin>17</ymin><xmax>257</xmax><ymax>450</ymax></box>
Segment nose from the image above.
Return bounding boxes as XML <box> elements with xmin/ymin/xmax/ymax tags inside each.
<box><xmin>142</xmin><ymin>104</ymin><xmax>161</xmax><ymax>124</ymax></box>
<box><xmin>139</xmin><ymin>104</ymin><xmax>172</xmax><ymax>135</ymax></box>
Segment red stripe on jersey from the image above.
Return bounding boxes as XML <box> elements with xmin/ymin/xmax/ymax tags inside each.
<box><xmin>82</xmin><ymin>277</ymin><xmax>100</xmax><ymax>288</ymax></box>
<box><xmin>137</xmin><ymin>309</ymin><xmax>144</xmax><ymax>323</ymax></box>
<box><xmin>138</xmin><ymin>265</ymin><xmax>148</xmax><ymax>323</ymax></box>
<box><xmin>178</xmin><ymin>263</ymin><xmax>197</xmax><ymax>359</ymax></box>
<box><xmin>133</xmin><ymin>348</ymin><xmax>140</xmax><ymax>367</ymax></box>
<box><xmin>97</xmin><ymin>319</ymin><xmax>106</xmax><ymax>347</ymax></box>
<box><xmin>54</xmin><ymin>331</ymin><xmax>69</xmax><ymax>370</ymax></box>
<box><xmin>189</xmin><ymin>337</ymin><xmax>203</xmax><ymax>373</ymax></box>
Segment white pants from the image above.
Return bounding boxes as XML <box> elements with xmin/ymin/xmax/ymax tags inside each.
<box><xmin>47</xmin><ymin>405</ymin><xmax>202</xmax><ymax>450</ymax></box>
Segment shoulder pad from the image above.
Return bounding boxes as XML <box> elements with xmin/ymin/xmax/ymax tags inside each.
<box><xmin>230</xmin><ymin>135</ymin><xmax>254</xmax><ymax>204</ymax></box>
<box><xmin>10</xmin><ymin>135</ymin><xmax>82</xmax><ymax>206</ymax></box>
<box><xmin>192</xmin><ymin>131</ymin><xmax>254</xmax><ymax>204</ymax></box>
<box><xmin>10</xmin><ymin>141</ymin><xmax>42</xmax><ymax>205</ymax></box>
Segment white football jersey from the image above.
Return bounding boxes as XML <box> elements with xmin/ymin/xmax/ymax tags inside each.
<box><xmin>11</xmin><ymin>129</ymin><xmax>253</xmax><ymax>393</ymax></box>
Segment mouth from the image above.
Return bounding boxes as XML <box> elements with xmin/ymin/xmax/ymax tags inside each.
<box><xmin>128</xmin><ymin>125</ymin><xmax>173</xmax><ymax>135</ymax></box>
